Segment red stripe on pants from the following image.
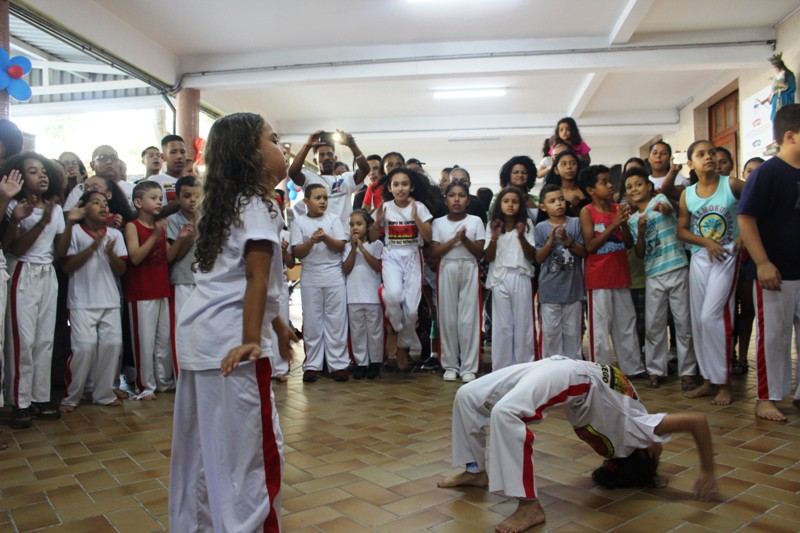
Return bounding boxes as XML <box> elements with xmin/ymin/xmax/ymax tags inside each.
<box><xmin>9</xmin><ymin>262</ymin><xmax>24</xmax><ymax>406</ymax></box>
<box><xmin>130</xmin><ymin>303</ymin><xmax>145</xmax><ymax>393</ymax></box>
<box><xmin>255</xmin><ymin>358</ymin><xmax>282</xmax><ymax>533</ymax></box>
<box><xmin>754</xmin><ymin>282</ymin><xmax>768</xmax><ymax>399</ymax></box>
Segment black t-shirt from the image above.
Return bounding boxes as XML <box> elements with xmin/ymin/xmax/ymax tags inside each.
<box><xmin>738</xmin><ymin>156</ymin><xmax>800</xmax><ymax>280</ymax></box>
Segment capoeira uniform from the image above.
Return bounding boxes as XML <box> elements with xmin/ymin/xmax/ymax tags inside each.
<box><xmin>450</xmin><ymin>356</ymin><xmax>670</xmax><ymax>498</ymax></box>
<box><xmin>124</xmin><ymin>219</ymin><xmax>174</xmax><ymax>398</ymax></box>
<box><xmin>584</xmin><ymin>204</ymin><xmax>644</xmax><ymax>376</ymax></box>
<box><xmin>62</xmin><ymin>226</ymin><xmax>128</xmax><ymax>407</ymax></box>
<box><xmin>148</xmin><ymin>173</ymin><xmax>179</xmax><ymax>205</ymax></box>
<box><xmin>170</xmin><ymin>196</ymin><xmax>284</xmax><ymax>533</ymax></box>
<box><xmin>380</xmin><ymin>200</ymin><xmax>433</xmax><ymax>351</ymax></box>
<box><xmin>433</xmin><ymin>215</ymin><xmax>485</xmax><ymax>376</ymax></box>
<box><xmin>739</xmin><ymin>157</ymin><xmax>800</xmax><ymax>402</ymax></box>
<box><xmin>301</xmin><ymin>168</ymin><xmax>363</xmax><ymax>235</ymax></box>
<box><xmin>345</xmin><ymin>239</ymin><xmax>384</xmax><ymax>366</ymax></box>
<box><xmin>269</xmin><ymin>227</ymin><xmax>292</xmax><ymax>377</ymax></box>
<box><xmin>4</xmin><ymin>202</ymin><xmax>64</xmax><ymax>409</ymax></box>
<box><xmin>484</xmin><ymin>222</ymin><xmax>536</xmax><ymax>371</ymax></box>
<box><xmin>534</xmin><ymin>217</ymin><xmax>584</xmax><ymax>360</ymax></box>
<box><xmin>290</xmin><ymin>211</ymin><xmax>349</xmax><ymax>372</ymax></box>
<box><xmin>167</xmin><ymin>210</ymin><xmax>196</xmax><ymax>378</ymax></box>
<box><xmin>685</xmin><ymin>179</ymin><xmax>739</xmax><ymax>385</ymax></box>
<box><xmin>628</xmin><ymin>194</ymin><xmax>696</xmax><ymax>378</ymax></box>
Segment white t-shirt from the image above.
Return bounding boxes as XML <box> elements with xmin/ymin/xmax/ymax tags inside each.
<box><xmin>432</xmin><ymin>215</ymin><xmax>486</xmax><ymax>261</ymax></box>
<box><xmin>484</xmin><ymin>221</ymin><xmax>535</xmax><ymax>288</ymax></box>
<box><xmin>382</xmin><ymin>200</ymin><xmax>433</xmax><ymax>251</ymax></box>
<box><xmin>176</xmin><ymin>196</ymin><xmax>283</xmax><ymax>371</ymax></box>
<box><xmin>66</xmin><ymin>225</ymin><xmax>128</xmax><ymax>309</ymax></box>
<box><xmin>5</xmin><ymin>201</ymin><xmax>65</xmax><ymax>264</ymax></box>
<box><xmin>290</xmin><ymin>211</ymin><xmax>346</xmax><ymax>287</ymax></box>
<box><xmin>116</xmin><ymin>180</ymin><xmax>135</xmax><ymax>208</ymax></box>
<box><xmin>149</xmin><ymin>173</ymin><xmax>180</xmax><ymax>205</ymax></box>
<box><xmin>649</xmin><ymin>173</ymin><xmax>686</xmax><ymax>190</ymax></box>
<box><xmin>301</xmin><ymin>169</ymin><xmax>362</xmax><ymax>233</ymax></box>
<box><xmin>344</xmin><ymin>240</ymin><xmax>383</xmax><ymax>304</ymax></box>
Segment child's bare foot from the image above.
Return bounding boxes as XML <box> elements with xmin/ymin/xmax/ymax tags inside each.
<box><xmin>138</xmin><ymin>393</ymin><xmax>157</xmax><ymax>401</ymax></box>
<box><xmin>496</xmin><ymin>499</ymin><xmax>546</xmax><ymax>533</ymax></box>
<box><xmin>437</xmin><ymin>470</ymin><xmax>489</xmax><ymax>488</ymax></box>
<box><xmin>386</xmin><ymin>329</ymin><xmax>397</xmax><ymax>358</ymax></box>
<box><xmin>685</xmin><ymin>380</ymin><xmax>714</xmax><ymax>399</ymax></box>
<box><xmin>104</xmin><ymin>400</ymin><xmax>122</xmax><ymax>407</ymax></box>
<box><xmin>711</xmin><ymin>385</ymin><xmax>732</xmax><ymax>405</ymax></box>
<box><xmin>113</xmin><ymin>389</ymin><xmax>129</xmax><ymax>400</ymax></box>
<box><xmin>59</xmin><ymin>405</ymin><xmax>75</xmax><ymax>414</ymax></box>
<box><xmin>396</xmin><ymin>347</ymin><xmax>409</xmax><ymax>370</ymax></box>
<box><xmin>272</xmin><ymin>374</ymin><xmax>289</xmax><ymax>382</ymax></box>
<box><xmin>755</xmin><ymin>400</ymin><xmax>787</xmax><ymax>421</ymax></box>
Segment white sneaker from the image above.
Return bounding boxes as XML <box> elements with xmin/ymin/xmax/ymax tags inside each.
<box><xmin>443</xmin><ymin>369</ymin><xmax>458</xmax><ymax>382</ymax></box>
<box><xmin>461</xmin><ymin>372</ymin><xmax>476</xmax><ymax>383</ymax></box>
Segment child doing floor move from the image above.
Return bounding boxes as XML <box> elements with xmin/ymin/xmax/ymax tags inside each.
<box><xmin>677</xmin><ymin>140</ymin><xmax>745</xmax><ymax>406</ymax></box>
<box><xmin>430</xmin><ymin>181</ymin><xmax>486</xmax><ymax>382</ymax></box>
<box><xmin>343</xmin><ymin>209</ymin><xmax>384</xmax><ymax>379</ymax></box>
<box><xmin>534</xmin><ymin>184</ymin><xmax>586</xmax><ymax>360</ymax></box>
<box><xmin>372</xmin><ymin>167</ymin><xmax>435</xmax><ymax>369</ymax></box>
<box><xmin>291</xmin><ymin>183</ymin><xmax>348</xmax><ymax>382</ymax></box>
<box><xmin>624</xmin><ymin>168</ymin><xmax>697</xmax><ymax>391</ymax></box>
<box><xmin>170</xmin><ymin>113</ymin><xmax>294</xmax><ymax>532</ymax></box>
<box><xmin>484</xmin><ymin>187</ymin><xmax>537</xmax><ymax>370</ymax></box>
<box><xmin>438</xmin><ymin>356</ymin><xmax>718</xmax><ymax>533</ymax></box>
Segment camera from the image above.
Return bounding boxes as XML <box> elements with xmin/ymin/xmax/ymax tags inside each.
<box><xmin>319</xmin><ymin>131</ymin><xmax>338</xmax><ymax>146</ymax></box>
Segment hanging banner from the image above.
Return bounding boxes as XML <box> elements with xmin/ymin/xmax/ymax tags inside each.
<box><xmin>741</xmin><ymin>86</ymin><xmax>773</xmax><ymax>163</ymax></box>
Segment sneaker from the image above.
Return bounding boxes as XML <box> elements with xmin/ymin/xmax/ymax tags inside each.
<box><xmin>443</xmin><ymin>369</ymin><xmax>458</xmax><ymax>382</ymax></box>
<box><xmin>353</xmin><ymin>366</ymin><xmax>367</xmax><ymax>380</ymax></box>
<box><xmin>302</xmin><ymin>370</ymin><xmax>318</xmax><ymax>382</ymax></box>
<box><xmin>30</xmin><ymin>402</ymin><xmax>60</xmax><ymax>420</ymax></box>
<box><xmin>10</xmin><ymin>407</ymin><xmax>32</xmax><ymax>429</ymax></box>
<box><xmin>333</xmin><ymin>369</ymin><xmax>349</xmax><ymax>382</ymax></box>
<box><xmin>461</xmin><ymin>372</ymin><xmax>476</xmax><ymax>383</ymax></box>
<box><xmin>366</xmin><ymin>362</ymin><xmax>381</xmax><ymax>379</ymax></box>
<box><xmin>421</xmin><ymin>355</ymin><xmax>440</xmax><ymax>370</ymax></box>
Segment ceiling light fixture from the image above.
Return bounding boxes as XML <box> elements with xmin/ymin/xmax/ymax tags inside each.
<box><xmin>433</xmin><ymin>88</ymin><xmax>507</xmax><ymax>99</ymax></box>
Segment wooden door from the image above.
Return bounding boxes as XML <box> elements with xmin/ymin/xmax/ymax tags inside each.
<box><xmin>709</xmin><ymin>91</ymin><xmax>739</xmax><ymax>177</ymax></box>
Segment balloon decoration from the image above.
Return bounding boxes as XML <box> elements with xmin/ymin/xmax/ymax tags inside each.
<box><xmin>0</xmin><ymin>48</ymin><xmax>33</xmax><ymax>102</ymax></box>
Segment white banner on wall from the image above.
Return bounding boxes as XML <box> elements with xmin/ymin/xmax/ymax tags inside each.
<box><xmin>741</xmin><ymin>86</ymin><xmax>773</xmax><ymax>164</ymax></box>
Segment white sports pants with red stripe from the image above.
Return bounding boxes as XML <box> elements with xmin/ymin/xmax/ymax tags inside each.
<box><xmin>169</xmin><ymin>283</ymin><xmax>195</xmax><ymax>379</ymax></box>
<box><xmin>754</xmin><ymin>280</ymin><xmax>800</xmax><ymax>401</ymax></box>
<box><xmin>4</xmin><ymin>262</ymin><xmax>57</xmax><ymax>409</ymax></box>
<box><xmin>689</xmin><ymin>248</ymin><xmax>738</xmax><ymax>385</ymax></box>
<box><xmin>490</xmin><ymin>269</ymin><xmax>536</xmax><ymax>371</ymax></box>
<box><xmin>269</xmin><ymin>282</ymin><xmax>291</xmax><ymax>376</ymax></box>
<box><xmin>348</xmin><ymin>304</ymin><xmax>384</xmax><ymax>366</ymax></box>
<box><xmin>586</xmin><ymin>288</ymin><xmax>643</xmax><ymax>376</ymax></box>
<box><xmin>128</xmin><ymin>298</ymin><xmax>174</xmax><ymax>398</ymax></box>
<box><xmin>63</xmin><ymin>308</ymin><xmax>122</xmax><ymax>407</ymax></box>
<box><xmin>539</xmin><ymin>301</ymin><xmax>583</xmax><ymax>360</ymax></box>
<box><xmin>381</xmin><ymin>249</ymin><xmax>423</xmax><ymax>351</ymax></box>
<box><xmin>0</xmin><ymin>268</ymin><xmax>8</xmax><ymax>408</ymax></box>
<box><xmin>300</xmin><ymin>284</ymin><xmax>349</xmax><ymax>372</ymax></box>
<box><xmin>437</xmin><ymin>258</ymin><xmax>482</xmax><ymax>375</ymax></box>
<box><xmin>169</xmin><ymin>357</ymin><xmax>283</xmax><ymax>533</ymax></box>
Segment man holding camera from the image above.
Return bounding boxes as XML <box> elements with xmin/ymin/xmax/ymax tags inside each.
<box><xmin>288</xmin><ymin>130</ymin><xmax>371</xmax><ymax>232</ymax></box>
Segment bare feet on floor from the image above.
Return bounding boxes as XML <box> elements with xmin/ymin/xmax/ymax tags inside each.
<box><xmin>711</xmin><ymin>385</ymin><xmax>732</xmax><ymax>405</ymax></box>
<box><xmin>386</xmin><ymin>329</ymin><xmax>397</xmax><ymax>358</ymax></box>
<box><xmin>684</xmin><ymin>380</ymin><xmax>714</xmax><ymax>399</ymax></box>
<box><xmin>59</xmin><ymin>405</ymin><xmax>75</xmax><ymax>413</ymax></box>
<box><xmin>437</xmin><ymin>470</ymin><xmax>489</xmax><ymax>488</ymax></box>
<box><xmin>113</xmin><ymin>389</ymin><xmax>129</xmax><ymax>400</ymax></box>
<box><xmin>756</xmin><ymin>400</ymin><xmax>787</xmax><ymax>421</ymax></box>
<box><xmin>496</xmin><ymin>499</ymin><xmax>546</xmax><ymax>533</ymax></box>
<box><xmin>139</xmin><ymin>394</ymin><xmax>157</xmax><ymax>401</ymax></box>
<box><xmin>105</xmin><ymin>400</ymin><xmax>122</xmax><ymax>407</ymax></box>
<box><xmin>396</xmin><ymin>347</ymin><xmax>409</xmax><ymax>370</ymax></box>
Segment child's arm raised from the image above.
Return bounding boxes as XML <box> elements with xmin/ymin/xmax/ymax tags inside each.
<box><xmin>321</xmin><ymin>230</ymin><xmax>346</xmax><ymax>253</ymax></box>
<box><xmin>342</xmin><ymin>235</ymin><xmax>358</xmax><ymax>275</ymax></box>
<box><xmin>483</xmin><ymin>219</ymin><xmax>502</xmax><ymax>263</ymax></box>
<box><xmin>0</xmin><ymin>170</ymin><xmax>22</xmax><ymax>223</ymax></box>
<box><xmin>676</xmin><ymin>191</ymin><xmax>727</xmax><ymax>261</ymax></box>
<box><xmin>517</xmin><ymin>222</ymin><xmax>536</xmax><ymax>261</ymax></box>
<box><xmin>654</xmin><ymin>413</ymin><xmax>717</xmax><ymax>501</ymax></box>
<box><xmin>428</xmin><ymin>227</ymin><xmax>463</xmax><ymax>260</ymax></box>
<box><xmin>54</xmin><ymin>205</ymin><xmax>80</xmax><ymax>259</ymax></box>
<box><xmin>61</xmin><ymin>233</ymin><xmax>102</xmax><ymax>274</ymax></box>
<box><xmin>534</xmin><ymin>225</ymin><xmax>557</xmax><ymax>264</ymax></box>
<box><xmin>167</xmin><ymin>223</ymin><xmax>195</xmax><ymax>262</ymax></box>
<box><xmin>410</xmin><ymin>199</ymin><xmax>433</xmax><ymax>243</ymax></box>
<box><xmin>581</xmin><ymin>205</ymin><xmax>630</xmax><ymax>253</ymax></box>
<box><xmin>221</xmin><ymin>240</ymin><xmax>273</xmax><ymax>376</ymax></box>
<box><xmin>291</xmin><ymin>232</ymin><xmax>316</xmax><ymax>259</ymax></box>
<box><xmin>106</xmin><ymin>238</ymin><xmax>127</xmax><ymax>276</ymax></box>
<box><xmin>359</xmin><ymin>240</ymin><xmax>382</xmax><ymax>272</ymax></box>
<box><xmin>125</xmin><ymin>218</ymin><xmax>168</xmax><ymax>266</ymax></box>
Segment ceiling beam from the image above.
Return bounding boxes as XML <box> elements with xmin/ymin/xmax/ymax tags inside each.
<box><xmin>609</xmin><ymin>0</ymin><xmax>655</xmax><ymax>44</ymax></box>
<box><xmin>567</xmin><ymin>73</ymin><xmax>607</xmax><ymax>119</ymax></box>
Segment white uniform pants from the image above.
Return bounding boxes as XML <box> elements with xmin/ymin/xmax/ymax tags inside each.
<box><xmin>129</xmin><ymin>298</ymin><xmax>174</xmax><ymax>398</ymax></box>
<box><xmin>0</xmin><ymin>268</ymin><xmax>8</xmax><ymax>408</ymax></box>
<box><xmin>170</xmin><ymin>283</ymin><xmax>195</xmax><ymax>379</ymax></box>
<box><xmin>169</xmin><ymin>358</ymin><xmax>283</xmax><ymax>533</ymax></box>
<box><xmin>63</xmin><ymin>308</ymin><xmax>122</xmax><ymax>407</ymax></box>
<box><xmin>348</xmin><ymin>304</ymin><xmax>384</xmax><ymax>366</ymax></box>
<box><xmin>754</xmin><ymin>280</ymin><xmax>800</xmax><ymax>401</ymax></box>
<box><xmin>381</xmin><ymin>250</ymin><xmax>423</xmax><ymax>351</ymax></box>
<box><xmin>689</xmin><ymin>248</ymin><xmax>738</xmax><ymax>385</ymax></box>
<box><xmin>4</xmin><ymin>262</ymin><xmax>57</xmax><ymax>409</ymax></box>
<box><xmin>438</xmin><ymin>259</ymin><xmax>482</xmax><ymax>375</ymax></box>
<box><xmin>587</xmin><ymin>288</ymin><xmax>643</xmax><ymax>375</ymax></box>
<box><xmin>644</xmin><ymin>268</ymin><xmax>696</xmax><ymax>377</ymax></box>
<box><xmin>490</xmin><ymin>270</ymin><xmax>535</xmax><ymax>371</ymax></box>
<box><xmin>300</xmin><ymin>284</ymin><xmax>349</xmax><ymax>372</ymax></box>
<box><xmin>539</xmin><ymin>301</ymin><xmax>582</xmax><ymax>360</ymax></box>
<box><xmin>269</xmin><ymin>282</ymin><xmax>291</xmax><ymax>376</ymax></box>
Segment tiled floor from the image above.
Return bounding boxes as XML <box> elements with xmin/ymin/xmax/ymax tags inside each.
<box><xmin>1</xmin><ymin>304</ymin><xmax>799</xmax><ymax>532</ymax></box>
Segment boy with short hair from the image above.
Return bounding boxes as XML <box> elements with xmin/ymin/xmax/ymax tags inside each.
<box><xmin>578</xmin><ymin>165</ymin><xmax>644</xmax><ymax>377</ymax></box>
<box><xmin>149</xmin><ymin>134</ymin><xmax>187</xmax><ymax>205</ymax></box>
<box><xmin>738</xmin><ymin>103</ymin><xmax>800</xmax><ymax>421</ymax></box>
<box><xmin>534</xmin><ymin>184</ymin><xmax>586</xmax><ymax>359</ymax></box>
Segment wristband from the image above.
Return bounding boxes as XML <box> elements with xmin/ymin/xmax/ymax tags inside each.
<box><xmin>355</xmin><ymin>153</ymin><xmax>365</xmax><ymax>160</ymax></box>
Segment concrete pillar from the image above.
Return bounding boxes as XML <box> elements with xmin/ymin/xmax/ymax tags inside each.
<box><xmin>0</xmin><ymin>0</ymin><xmax>10</xmax><ymax>119</ymax></box>
<box><xmin>176</xmin><ymin>88</ymin><xmax>200</xmax><ymax>160</ymax></box>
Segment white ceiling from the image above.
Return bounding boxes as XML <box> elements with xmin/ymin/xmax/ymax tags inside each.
<box><xmin>16</xmin><ymin>0</ymin><xmax>800</xmax><ymax>186</ymax></box>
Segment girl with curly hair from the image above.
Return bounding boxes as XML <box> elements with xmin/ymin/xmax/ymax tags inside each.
<box><xmin>169</xmin><ymin>113</ymin><xmax>295</xmax><ymax>532</ymax></box>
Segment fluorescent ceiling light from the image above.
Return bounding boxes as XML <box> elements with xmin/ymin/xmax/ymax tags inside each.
<box><xmin>433</xmin><ymin>88</ymin><xmax>506</xmax><ymax>99</ymax></box>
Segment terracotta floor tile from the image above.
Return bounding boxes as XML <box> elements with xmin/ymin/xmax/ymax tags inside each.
<box><xmin>105</xmin><ymin>507</ymin><xmax>161</xmax><ymax>532</ymax></box>
<box><xmin>315</xmin><ymin>515</ymin><xmax>375</xmax><ymax>533</ymax></box>
<box><xmin>281</xmin><ymin>505</ymin><xmax>342</xmax><ymax>530</ymax></box>
<box><xmin>36</xmin><ymin>515</ymin><xmax>116</xmax><ymax>533</ymax></box>
<box><xmin>373</xmin><ymin>508</ymin><xmax>452</xmax><ymax>532</ymax></box>
<box><xmin>46</xmin><ymin>484</ymin><xmax>93</xmax><ymax>510</ymax></box>
<box><xmin>329</xmin><ymin>496</ymin><xmax>398</xmax><ymax>526</ymax></box>
<box><xmin>9</xmin><ymin>502</ymin><xmax>60</xmax><ymax>532</ymax></box>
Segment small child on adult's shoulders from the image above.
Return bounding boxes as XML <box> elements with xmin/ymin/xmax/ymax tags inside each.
<box><xmin>534</xmin><ymin>184</ymin><xmax>586</xmax><ymax>359</ymax></box>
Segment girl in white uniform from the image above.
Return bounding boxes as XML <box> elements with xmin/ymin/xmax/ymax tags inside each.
<box><xmin>372</xmin><ymin>168</ymin><xmax>435</xmax><ymax>369</ymax></box>
<box><xmin>483</xmin><ymin>187</ymin><xmax>537</xmax><ymax>371</ymax></box>
<box><xmin>430</xmin><ymin>181</ymin><xmax>486</xmax><ymax>382</ymax></box>
<box><xmin>4</xmin><ymin>153</ymin><xmax>78</xmax><ymax>428</ymax></box>
<box><xmin>343</xmin><ymin>210</ymin><xmax>384</xmax><ymax>379</ymax></box>
<box><xmin>438</xmin><ymin>356</ymin><xmax>719</xmax><ymax>533</ymax></box>
<box><xmin>169</xmin><ymin>113</ymin><xmax>295</xmax><ymax>533</ymax></box>
<box><xmin>677</xmin><ymin>140</ymin><xmax>745</xmax><ymax>406</ymax></box>
<box><xmin>60</xmin><ymin>191</ymin><xmax>128</xmax><ymax>412</ymax></box>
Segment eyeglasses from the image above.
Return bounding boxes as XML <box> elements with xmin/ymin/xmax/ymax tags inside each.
<box><xmin>94</xmin><ymin>154</ymin><xmax>119</xmax><ymax>162</ymax></box>
<box><xmin>60</xmin><ymin>159</ymin><xmax>81</xmax><ymax>166</ymax></box>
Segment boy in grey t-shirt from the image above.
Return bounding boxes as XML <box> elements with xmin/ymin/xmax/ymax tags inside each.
<box><xmin>534</xmin><ymin>184</ymin><xmax>587</xmax><ymax>359</ymax></box>
<box><xmin>167</xmin><ymin>176</ymin><xmax>199</xmax><ymax>327</ymax></box>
